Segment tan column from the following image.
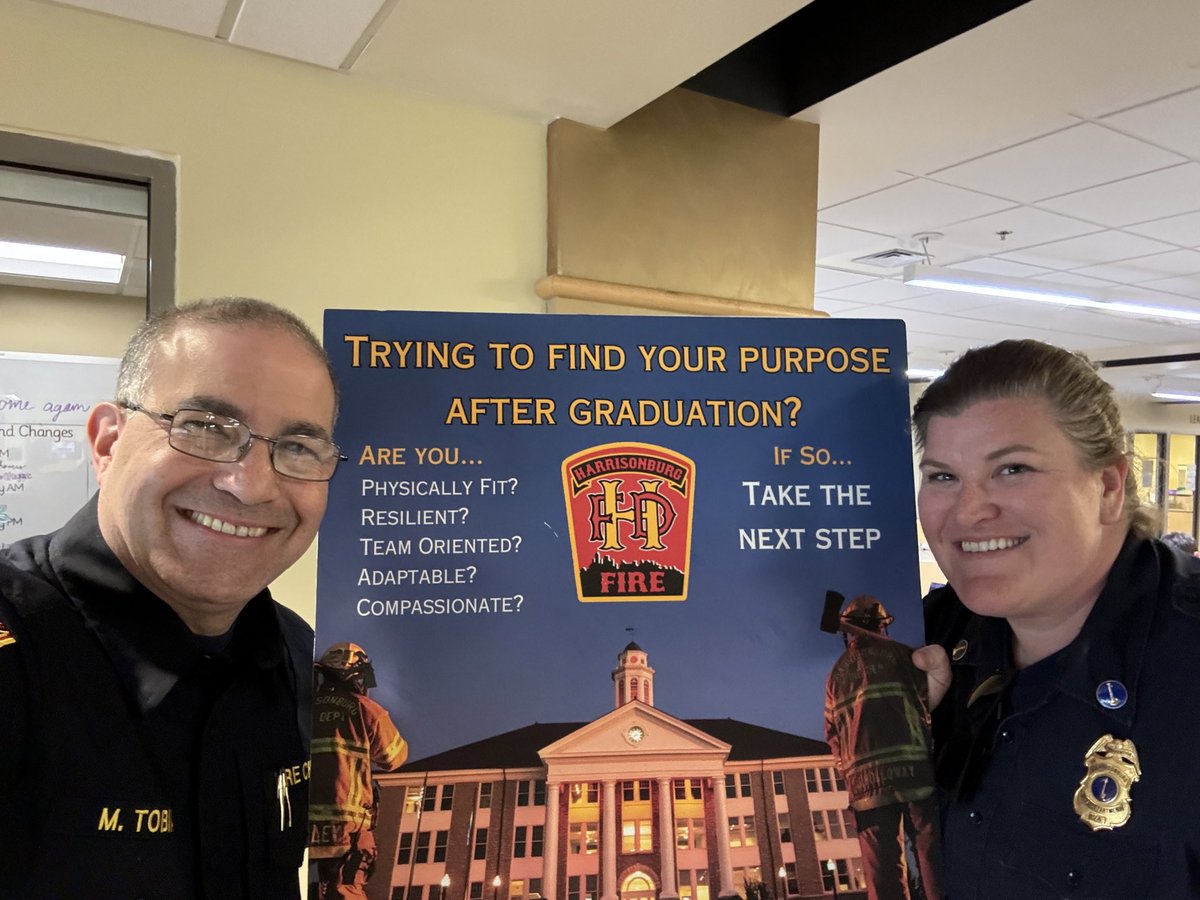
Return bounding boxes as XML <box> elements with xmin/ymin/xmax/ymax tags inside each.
<box><xmin>711</xmin><ymin>777</ymin><xmax>736</xmax><ymax>898</ymax></box>
<box><xmin>543</xmin><ymin>781</ymin><xmax>561</xmax><ymax>900</ymax></box>
<box><xmin>602</xmin><ymin>780</ymin><xmax>619</xmax><ymax>900</ymax></box>
<box><xmin>657</xmin><ymin>777</ymin><xmax>679</xmax><ymax>899</ymax></box>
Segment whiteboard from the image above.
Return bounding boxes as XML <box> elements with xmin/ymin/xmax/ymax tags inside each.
<box><xmin>0</xmin><ymin>350</ymin><xmax>120</xmax><ymax>549</ymax></box>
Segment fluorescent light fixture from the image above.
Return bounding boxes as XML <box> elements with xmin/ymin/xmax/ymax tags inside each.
<box><xmin>1152</xmin><ymin>391</ymin><xmax>1200</xmax><ymax>403</ymax></box>
<box><xmin>902</xmin><ymin>264</ymin><xmax>1200</xmax><ymax>324</ymax></box>
<box><xmin>0</xmin><ymin>239</ymin><xmax>125</xmax><ymax>284</ymax></box>
<box><xmin>906</xmin><ymin>367</ymin><xmax>945</xmax><ymax>381</ymax></box>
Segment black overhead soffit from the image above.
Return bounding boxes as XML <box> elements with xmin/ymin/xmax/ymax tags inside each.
<box><xmin>682</xmin><ymin>0</ymin><xmax>1036</xmax><ymax>117</ymax></box>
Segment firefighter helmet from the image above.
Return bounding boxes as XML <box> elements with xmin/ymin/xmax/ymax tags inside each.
<box><xmin>840</xmin><ymin>595</ymin><xmax>894</xmax><ymax>633</ymax></box>
<box><xmin>316</xmin><ymin>641</ymin><xmax>377</xmax><ymax>690</ymax></box>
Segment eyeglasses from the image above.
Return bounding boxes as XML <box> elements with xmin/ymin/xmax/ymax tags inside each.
<box><xmin>121</xmin><ymin>402</ymin><xmax>346</xmax><ymax>482</ymax></box>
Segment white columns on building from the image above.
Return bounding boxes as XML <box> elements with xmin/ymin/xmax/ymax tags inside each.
<box><xmin>711</xmin><ymin>777</ymin><xmax>736</xmax><ymax>899</ymax></box>
<box><xmin>543</xmin><ymin>780</ymin><xmax>561</xmax><ymax>900</ymax></box>
<box><xmin>656</xmin><ymin>777</ymin><xmax>679</xmax><ymax>899</ymax></box>
<box><xmin>602</xmin><ymin>780</ymin><xmax>618</xmax><ymax>900</ymax></box>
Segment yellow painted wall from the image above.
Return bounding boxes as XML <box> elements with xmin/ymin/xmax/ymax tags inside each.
<box><xmin>2</xmin><ymin>285</ymin><xmax>144</xmax><ymax>355</ymax></box>
<box><xmin>1</xmin><ymin>0</ymin><xmax>546</xmax><ymax>622</ymax></box>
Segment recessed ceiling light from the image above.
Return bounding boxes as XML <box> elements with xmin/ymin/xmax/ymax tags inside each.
<box><xmin>1151</xmin><ymin>391</ymin><xmax>1200</xmax><ymax>403</ymax></box>
<box><xmin>0</xmin><ymin>239</ymin><xmax>124</xmax><ymax>284</ymax></box>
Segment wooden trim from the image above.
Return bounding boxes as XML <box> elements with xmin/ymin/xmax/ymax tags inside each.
<box><xmin>535</xmin><ymin>275</ymin><xmax>825</xmax><ymax>318</ymax></box>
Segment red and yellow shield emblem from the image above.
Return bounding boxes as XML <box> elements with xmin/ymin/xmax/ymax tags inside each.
<box><xmin>561</xmin><ymin>442</ymin><xmax>695</xmax><ymax>602</ymax></box>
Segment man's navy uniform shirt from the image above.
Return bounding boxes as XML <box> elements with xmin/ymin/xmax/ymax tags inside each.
<box><xmin>926</xmin><ymin>534</ymin><xmax>1200</xmax><ymax>899</ymax></box>
<box><xmin>0</xmin><ymin>496</ymin><xmax>313</xmax><ymax>899</ymax></box>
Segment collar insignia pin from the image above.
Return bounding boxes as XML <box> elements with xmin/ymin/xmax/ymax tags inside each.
<box><xmin>1073</xmin><ymin>734</ymin><xmax>1140</xmax><ymax>831</ymax></box>
<box><xmin>951</xmin><ymin>639</ymin><xmax>968</xmax><ymax>661</ymax></box>
<box><xmin>1096</xmin><ymin>680</ymin><xmax>1128</xmax><ymax>710</ymax></box>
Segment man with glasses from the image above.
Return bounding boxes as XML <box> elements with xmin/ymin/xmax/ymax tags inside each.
<box><xmin>0</xmin><ymin>297</ymin><xmax>342</xmax><ymax>899</ymax></box>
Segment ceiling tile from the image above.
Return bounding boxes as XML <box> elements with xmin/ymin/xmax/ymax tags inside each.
<box><xmin>231</xmin><ymin>0</ymin><xmax>388</xmax><ymax>69</ymax></box>
<box><xmin>1124</xmin><ymin>210</ymin><xmax>1200</xmax><ymax>248</ymax></box>
<box><xmin>816</xmin><ymin>171</ymin><xmax>912</xmax><ymax>210</ymax></box>
<box><xmin>53</xmin><ymin>0</ymin><xmax>225</xmax><ymax>35</ymax></box>
<box><xmin>904</xmin><ymin>331</ymin><xmax>977</xmax><ymax>357</ymax></box>
<box><xmin>877</xmin><ymin>310</ymin><xmax>1007</xmax><ymax>340</ymax></box>
<box><xmin>945</xmin><ymin>257</ymin><xmax>1055</xmax><ymax>278</ymax></box>
<box><xmin>931</xmin><ymin>122</ymin><xmax>1184</xmax><ymax>203</ymax></box>
<box><xmin>1136</xmin><ymin>273</ymin><xmax>1200</xmax><ymax>298</ymax></box>
<box><xmin>937</xmin><ymin>206</ymin><xmax>1099</xmax><ymax>256</ymax></box>
<box><xmin>819</xmin><ymin>179</ymin><xmax>1013</xmax><ymax>238</ymax></box>
<box><xmin>813</xmin><ymin>267</ymin><xmax>873</xmax><ymax>293</ymax></box>
<box><xmin>1103</xmin><ymin>85</ymin><xmax>1200</xmax><ymax>158</ymax></box>
<box><xmin>812</xmin><ymin>297</ymin><xmax>869</xmax><ymax>316</ymax></box>
<box><xmin>814</xmin><ymin>222</ymin><xmax>890</xmax><ymax>259</ymax></box>
<box><xmin>818</xmin><ymin>278</ymin><xmax>938</xmax><ymax>306</ymax></box>
<box><xmin>1070</xmin><ymin>309</ymin><xmax>1200</xmax><ymax>344</ymax></box>
<box><xmin>888</xmin><ymin>289</ymin><xmax>1022</xmax><ymax>315</ymax></box>
<box><xmin>951</xmin><ymin>301</ymin><xmax>1183</xmax><ymax>346</ymax></box>
<box><xmin>999</xmin><ymin>230</ymin><xmax>1176</xmax><ymax>269</ymax></box>
<box><xmin>1028</xmin><ymin>271</ymin><xmax>1123</xmax><ymax>288</ymax></box>
<box><xmin>888</xmin><ymin>292</ymin><xmax>1008</xmax><ymax>316</ymax></box>
<box><xmin>1038</xmin><ymin>162</ymin><xmax>1200</xmax><ymax>227</ymax></box>
<box><xmin>1072</xmin><ymin>249</ymin><xmax>1200</xmax><ymax>283</ymax></box>
<box><xmin>951</xmin><ymin>300</ymin><xmax>1102</xmax><ymax>333</ymax></box>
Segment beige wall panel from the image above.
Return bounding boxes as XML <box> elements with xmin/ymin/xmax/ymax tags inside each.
<box><xmin>1</xmin><ymin>286</ymin><xmax>143</xmax><ymax>357</ymax></box>
<box><xmin>549</xmin><ymin>88</ymin><xmax>818</xmax><ymax>309</ymax></box>
<box><xmin>0</xmin><ymin>0</ymin><xmax>547</xmax><ymax>623</ymax></box>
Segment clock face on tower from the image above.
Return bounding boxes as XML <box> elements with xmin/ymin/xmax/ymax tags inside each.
<box><xmin>625</xmin><ymin>725</ymin><xmax>646</xmax><ymax>744</ymax></box>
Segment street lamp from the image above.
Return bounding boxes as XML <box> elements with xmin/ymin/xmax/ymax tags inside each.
<box><xmin>825</xmin><ymin>860</ymin><xmax>839</xmax><ymax>896</ymax></box>
<box><xmin>441</xmin><ymin>873</ymin><xmax>451</xmax><ymax>900</ymax></box>
<box><xmin>492</xmin><ymin>874</ymin><xmax>502</xmax><ymax>900</ymax></box>
<box><xmin>777</xmin><ymin>866</ymin><xmax>786</xmax><ymax>900</ymax></box>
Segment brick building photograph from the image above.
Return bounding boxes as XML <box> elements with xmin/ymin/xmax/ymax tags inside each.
<box><xmin>371</xmin><ymin>644</ymin><xmax>867</xmax><ymax>900</ymax></box>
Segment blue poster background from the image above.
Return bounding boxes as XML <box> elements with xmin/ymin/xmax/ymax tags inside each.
<box><xmin>317</xmin><ymin>309</ymin><xmax>920</xmax><ymax>761</ymax></box>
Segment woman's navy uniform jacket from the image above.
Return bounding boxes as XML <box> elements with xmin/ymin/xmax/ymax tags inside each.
<box><xmin>926</xmin><ymin>535</ymin><xmax>1200</xmax><ymax>899</ymax></box>
<box><xmin>0</xmin><ymin>497</ymin><xmax>313</xmax><ymax>899</ymax></box>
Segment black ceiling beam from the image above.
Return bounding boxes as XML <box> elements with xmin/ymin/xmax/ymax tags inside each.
<box><xmin>683</xmin><ymin>0</ymin><xmax>1036</xmax><ymax>117</ymax></box>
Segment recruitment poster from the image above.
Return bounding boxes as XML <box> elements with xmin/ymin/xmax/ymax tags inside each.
<box><xmin>314</xmin><ymin>309</ymin><xmax>920</xmax><ymax>761</ymax></box>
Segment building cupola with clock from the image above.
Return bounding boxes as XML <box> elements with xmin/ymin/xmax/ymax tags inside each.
<box><xmin>613</xmin><ymin>642</ymin><xmax>655</xmax><ymax>708</ymax></box>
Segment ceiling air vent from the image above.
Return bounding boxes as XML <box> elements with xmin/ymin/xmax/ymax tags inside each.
<box><xmin>851</xmin><ymin>248</ymin><xmax>928</xmax><ymax>268</ymax></box>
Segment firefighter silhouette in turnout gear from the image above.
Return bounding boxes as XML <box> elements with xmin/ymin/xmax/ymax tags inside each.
<box><xmin>824</xmin><ymin>596</ymin><xmax>944</xmax><ymax>900</ymax></box>
<box><xmin>310</xmin><ymin>642</ymin><xmax>408</xmax><ymax>899</ymax></box>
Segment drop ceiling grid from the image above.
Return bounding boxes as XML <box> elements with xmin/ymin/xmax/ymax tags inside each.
<box><xmin>814</xmin><ymin>222</ymin><xmax>894</xmax><ymax>258</ymax></box>
<box><xmin>50</xmin><ymin>0</ymin><xmax>226</xmax><ymax>37</ymax></box>
<box><xmin>1037</xmin><ymin>162</ymin><xmax>1200</xmax><ymax>228</ymax></box>
<box><xmin>230</xmin><ymin>0</ymin><xmax>389</xmax><ymax>69</ymax></box>
<box><xmin>1072</xmin><ymin>249</ymin><xmax>1200</xmax><ymax>284</ymax></box>
<box><xmin>1124</xmin><ymin>211</ymin><xmax>1200</xmax><ymax>248</ymax></box>
<box><xmin>997</xmin><ymin>230</ymin><xmax>1178</xmax><ymax>270</ymax></box>
<box><xmin>950</xmin><ymin>301</ymin><xmax>1192</xmax><ymax>346</ymax></box>
<box><xmin>815</xmin><ymin>277</ymin><xmax>939</xmax><ymax>307</ymax></box>
<box><xmin>928</xmin><ymin>121</ymin><xmax>1186</xmax><ymax>203</ymax></box>
<box><xmin>943</xmin><ymin>257</ymin><xmax>1054</xmax><ymax>278</ymax></box>
<box><xmin>816</xmin><ymin>178</ymin><xmax>1015</xmax><ymax>237</ymax></box>
<box><xmin>1100</xmin><ymin>84</ymin><xmax>1200</xmax><ymax>161</ymax></box>
<box><xmin>934</xmin><ymin>205</ymin><xmax>1100</xmax><ymax>256</ymax></box>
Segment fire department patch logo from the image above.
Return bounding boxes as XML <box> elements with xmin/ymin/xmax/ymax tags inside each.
<box><xmin>0</xmin><ymin>620</ymin><xmax>15</xmax><ymax>649</ymax></box>
<box><xmin>561</xmin><ymin>442</ymin><xmax>695</xmax><ymax>602</ymax></box>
